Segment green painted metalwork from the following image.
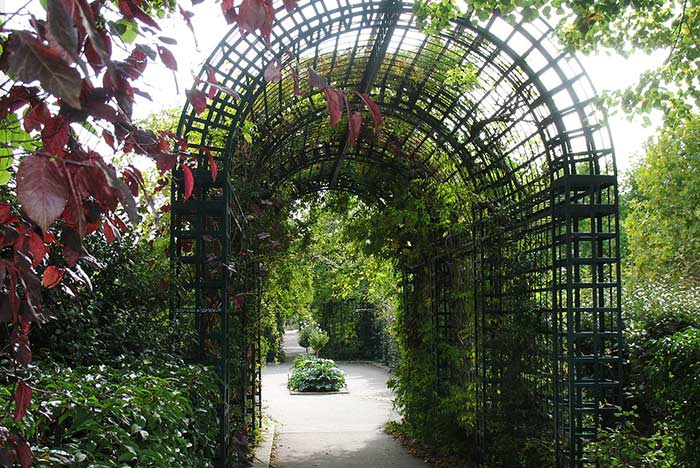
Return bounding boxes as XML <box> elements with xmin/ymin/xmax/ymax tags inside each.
<box><xmin>171</xmin><ymin>1</ymin><xmax>622</xmax><ymax>466</ymax></box>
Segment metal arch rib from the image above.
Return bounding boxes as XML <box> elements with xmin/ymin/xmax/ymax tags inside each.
<box><xmin>329</xmin><ymin>0</ymin><xmax>403</xmax><ymax>188</ymax></box>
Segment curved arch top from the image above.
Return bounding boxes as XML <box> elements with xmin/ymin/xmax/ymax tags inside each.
<box><xmin>177</xmin><ymin>0</ymin><xmax>617</xmax><ymax>206</ymax></box>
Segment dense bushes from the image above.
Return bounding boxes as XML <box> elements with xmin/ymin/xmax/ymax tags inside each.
<box><xmin>588</xmin><ymin>282</ymin><xmax>700</xmax><ymax>466</ymax></box>
<box><xmin>32</xmin><ymin>233</ymin><xmax>190</xmax><ymax>366</ymax></box>
<box><xmin>287</xmin><ymin>355</ymin><xmax>346</xmax><ymax>392</ymax></box>
<box><xmin>0</xmin><ymin>359</ymin><xmax>219</xmax><ymax>467</ymax></box>
<box><xmin>0</xmin><ymin>229</ymin><xmax>220</xmax><ymax>466</ymax></box>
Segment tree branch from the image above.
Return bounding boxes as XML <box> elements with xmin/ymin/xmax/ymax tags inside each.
<box><xmin>665</xmin><ymin>0</ymin><xmax>689</xmax><ymax>65</ymax></box>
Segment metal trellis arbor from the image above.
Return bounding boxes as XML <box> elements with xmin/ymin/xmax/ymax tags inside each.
<box><xmin>170</xmin><ymin>1</ymin><xmax>623</xmax><ymax>466</ymax></box>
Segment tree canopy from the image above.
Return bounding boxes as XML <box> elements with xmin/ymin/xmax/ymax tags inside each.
<box><xmin>624</xmin><ymin>114</ymin><xmax>700</xmax><ymax>281</ymax></box>
<box><xmin>415</xmin><ymin>0</ymin><xmax>700</xmax><ymax>120</ymax></box>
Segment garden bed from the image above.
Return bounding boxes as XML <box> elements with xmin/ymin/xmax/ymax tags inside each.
<box><xmin>287</xmin><ymin>355</ymin><xmax>347</xmax><ymax>393</ymax></box>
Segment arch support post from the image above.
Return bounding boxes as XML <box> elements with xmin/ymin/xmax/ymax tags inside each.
<box><xmin>552</xmin><ymin>174</ymin><xmax>623</xmax><ymax>467</ymax></box>
<box><xmin>170</xmin><ymin>154</ymin><xmax>261</xmax><ymax>466</ymax></box>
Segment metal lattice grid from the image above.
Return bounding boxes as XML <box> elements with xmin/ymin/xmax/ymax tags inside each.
<box><xmin>171</xmin><ymin>1</ymin><xmax>623</xmax><ymax>466</ymax></box>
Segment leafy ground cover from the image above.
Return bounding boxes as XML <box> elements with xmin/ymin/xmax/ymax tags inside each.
<box><xmin>0</xmin><ymin>359</ymin><xmax>219</xmax><ymax>467</ymax></box>
<box><xmin>287</xmin><ymin>355</ymin><xmax>346</xmax><ymax>393</ymax></box>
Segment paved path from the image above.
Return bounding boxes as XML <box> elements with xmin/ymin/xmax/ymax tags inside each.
<box><xmin>262</xmin><ymin>330</ymin><xmax>427</xmax><ymax>468</ymax></box>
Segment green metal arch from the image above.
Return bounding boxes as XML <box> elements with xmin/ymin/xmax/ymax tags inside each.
<box><xmin>171</xmin><ymin>2</ymin><xmax>622</xmax><ymax>467</ymax></box>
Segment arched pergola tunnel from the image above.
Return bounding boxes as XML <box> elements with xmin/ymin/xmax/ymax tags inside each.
<box><xmin>169</xmin><ymin>1</ymin><xmax>623</xmax><ymax>466</ymax></box>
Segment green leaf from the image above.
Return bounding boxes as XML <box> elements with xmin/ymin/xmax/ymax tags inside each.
<box><xmin>117</xmin><ymin>19</ymin><xmax>139</xmax><ymax>44</ymax></box>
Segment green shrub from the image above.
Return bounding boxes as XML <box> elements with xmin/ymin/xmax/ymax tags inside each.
<box><xmin>290</xmin><ymin>353</ymin><xmax>317</xmax><ymax>371</ymax></box>
<box><xmin>587</xmin><ymin>409</ymin><xmax>681</xmax><ymax>468</ymax></box>
<box><xmin>287</xmin><ymin>355</ymin><xmax>346</xmax><ymax>392</ymax></box>
<box><xmin>33</xmin><ymin>233</ymin><xmax>192</xmax><ymax>366</ymax></box>
<box><xmin>308</xmin><ymin>328</ymin><xmax>329</xmax><ymax>355</ymax></box>
<box><xmin>615</xmin><ymin>281</ymin><xmax>700</xmax><ymax>466</ymax></box>
<box><xmin>297</xmin><ymin>322</ymin><xmax>317</xmax><ymax>350</ymax></box>
<box><xmin>0</xmin><ymin>359</ymin><xmax>219</xmax><ymax>467</ymax></box>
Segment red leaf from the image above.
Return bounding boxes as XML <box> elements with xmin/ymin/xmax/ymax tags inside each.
<box><xmin>0</xmin><ymin>86</ymin><xmax>36</xmax><ymax>121</ymax></box>
<box><xmin>6</xmin><ymin>32</ymin><xmax>82</xmax><ymax>109</ymax></box>
<box><xmin>46</xmin><ymin>0</ymin><xmax>79</xmax><ymax>63</ymax></box>
<box><xmin>123</xmin><ymin>165</ymin><xmax>143</xmax><ymax>197</ymax></box>
<box><xmin>84</xmin><ymin>29</ymin><xmax>112</xmax><ymax>73</ymax></box>
<box><xmin>15</xmin><ymin>438</ymin><xmax>33</xmax><ymax>468</ymax></box>
<box><xmin>23</xmin><ymin>101</ymin><xmax>51</xmax><ymax>133</ymax></box>
<box><xmin>103</xmin><ymin>129</ymin><xmax>115</xmax><ymax>149</ymax></box>
<box><xmin>102</xmin><ymin>220</ymin><xmax>116</xmax><ymax>243</ymax></box>
<box><xmin>27</xmin><ymin>231</ymin><xmax>47</xmax><ymax>267</ymax></box>
<box><xmin>157</xmin><ymin>45</ymin><xmax>177</xmax><ymax>71</ymax></box>
<box><xmin>16</xmin><ymin>154</ymin><xmax>68</xmax><ymax>232</ymax></box>
<box><xmin>207</xmin><ymin>66</ymin><xmax>218</xmax><ymax>99</ymax></box>
<box><xmin>207</xmin><ymin>66</ymin><xmax>219</xmax><ymax>85</ymax></box>
<box><xmin>75</xmin><ymin>161</ymin><xmax>118</xmax><ymax>212</ymax></box>
<box><xmin>202</xmin><ymin>147</ymin><xmax>218</xmax><ymax>182</ymax></box>
<box><xmin>0</xmin><ymin>203</ymin><xmax>12</xmax><ymax>224</ymax></box>
<box><xmin>309</xmin><ymin>67</ymin><xmax>328</xmax><ymax>89</ymax></box>
<box><xmin>260</xmin><ymin>0</ymin><xmax>274</xmax><ymax>46</ymax></box>
<box><xmin>125</xmin><ymin>47</ymin><xmax>148</xmax><ymax>80</ymax></box>
<box><xmin>41</xmin><ymin>116</ymin><xmax>69</xmax><ymax>155</ymax></box>
<box><xmin>348</xmin><ymin>111</ymin><xmax>362</xmax><ymax>147</ymax></box>
<box><xmin>283</xmin><ymin>0</ymin><xmax>298</xmax><ymax>12</ymax></box>
<box><xmin>323</xmin><ymin>87</ymin><xmax>343</xmax><ymax>127</ymax></box>
<box><xmin>117</xmin><ymin>0</ymin><xmax>133</xmax><ymax>17</ymax></box>
<box><xmin>76</xmin><ymin>0</ymin><xmax>113</xmax><ymax>70</ymax></box>
<box><xmin>112</xmin><ymin>215</ymin><xmax>128</xmax><ymax>232</ymax></box>
<box><xmin>85</xmin><ymin>102</ymin><xmax>121</xmax><ymax>122</ymax></box>
<box><xmin>119</xmin><ymin>0</ymin><xmax>161</xmax><ymax>30</ymax></box>
<box><xmin>42</xmin><ymin>265</ymin><xmax>65</xmax><ymax>288</ymax></box>
<box><xmin>264</xmin><ymin>60</ymin><xmax>282</xmax><ymax>83</ymax></box>
<box><xmin>94</xmin><ymin>158</ymin><xmax>139</xmax><ymax>225</ymax></box>
<box><xmin>156</xmin><ymin>153</ymin><xmax>177</xmax><ymax>173</ymax></box>
<box><xmin>186</xmin><ymin>89</ymin><xmax>207</xmax><ymax>115</ymax></box>
<box><xmin>354</xmin><ymin>92</ymin><xmax>383</xmax><ymax>138</ymax></box>
<box><xmin>182</xmin><ymin>163</ymin><xmax>194</xmax><ymax>200</ymax></box>
<box><xmin>61</xmin><ymin>226</ymin><xmax>82</xmax><ymax>266</ymax></box>
<box><xmin>237</xmin><ymin>0</ymin><xmax>266</xmax><ymax>34</ymax></box>
<box><xmin>103</xmin><ymin>72</ymin><xmax>134</xmax><ymax>118</ymax></box>
<box><xmin>221</xmin><ymin>0</ymin><xmax>237</xmax><ymax>24</ymax></box>
<box><xmin>13</xmin><ymin>381</ymin><xmax>32</xmax><ymax>421</ymax></box>
<box><xmin>0</xmin><ymin>446</ymin><xmax>14</xmax><ymax>466</ymax></box>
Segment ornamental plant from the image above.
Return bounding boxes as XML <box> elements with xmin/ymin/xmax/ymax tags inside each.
<box><xmin>287</xmin><ymin>355</ymin><xmax>346</xmax><ymax>393</ymax></box>
<box><xmin>308</xmin><ymin>327</ymin><xmax>329</xmax><ymax>357</ymax></box>
<box><xmin>297</xmin><ymin>321</ymin><xmax>317</xmax><ymax>352</ymax></box>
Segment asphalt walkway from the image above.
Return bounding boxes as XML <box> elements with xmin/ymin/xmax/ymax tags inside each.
<box><xmin>262</xmin><ymin>330</ymin><xmax>427</xmax><ymax>468</ymax></box>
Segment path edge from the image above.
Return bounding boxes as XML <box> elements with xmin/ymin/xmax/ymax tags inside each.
<box><xmin>252</xmin><ymin>423</ymin><xmax>275</xmax><ymax>468</ymax></box>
